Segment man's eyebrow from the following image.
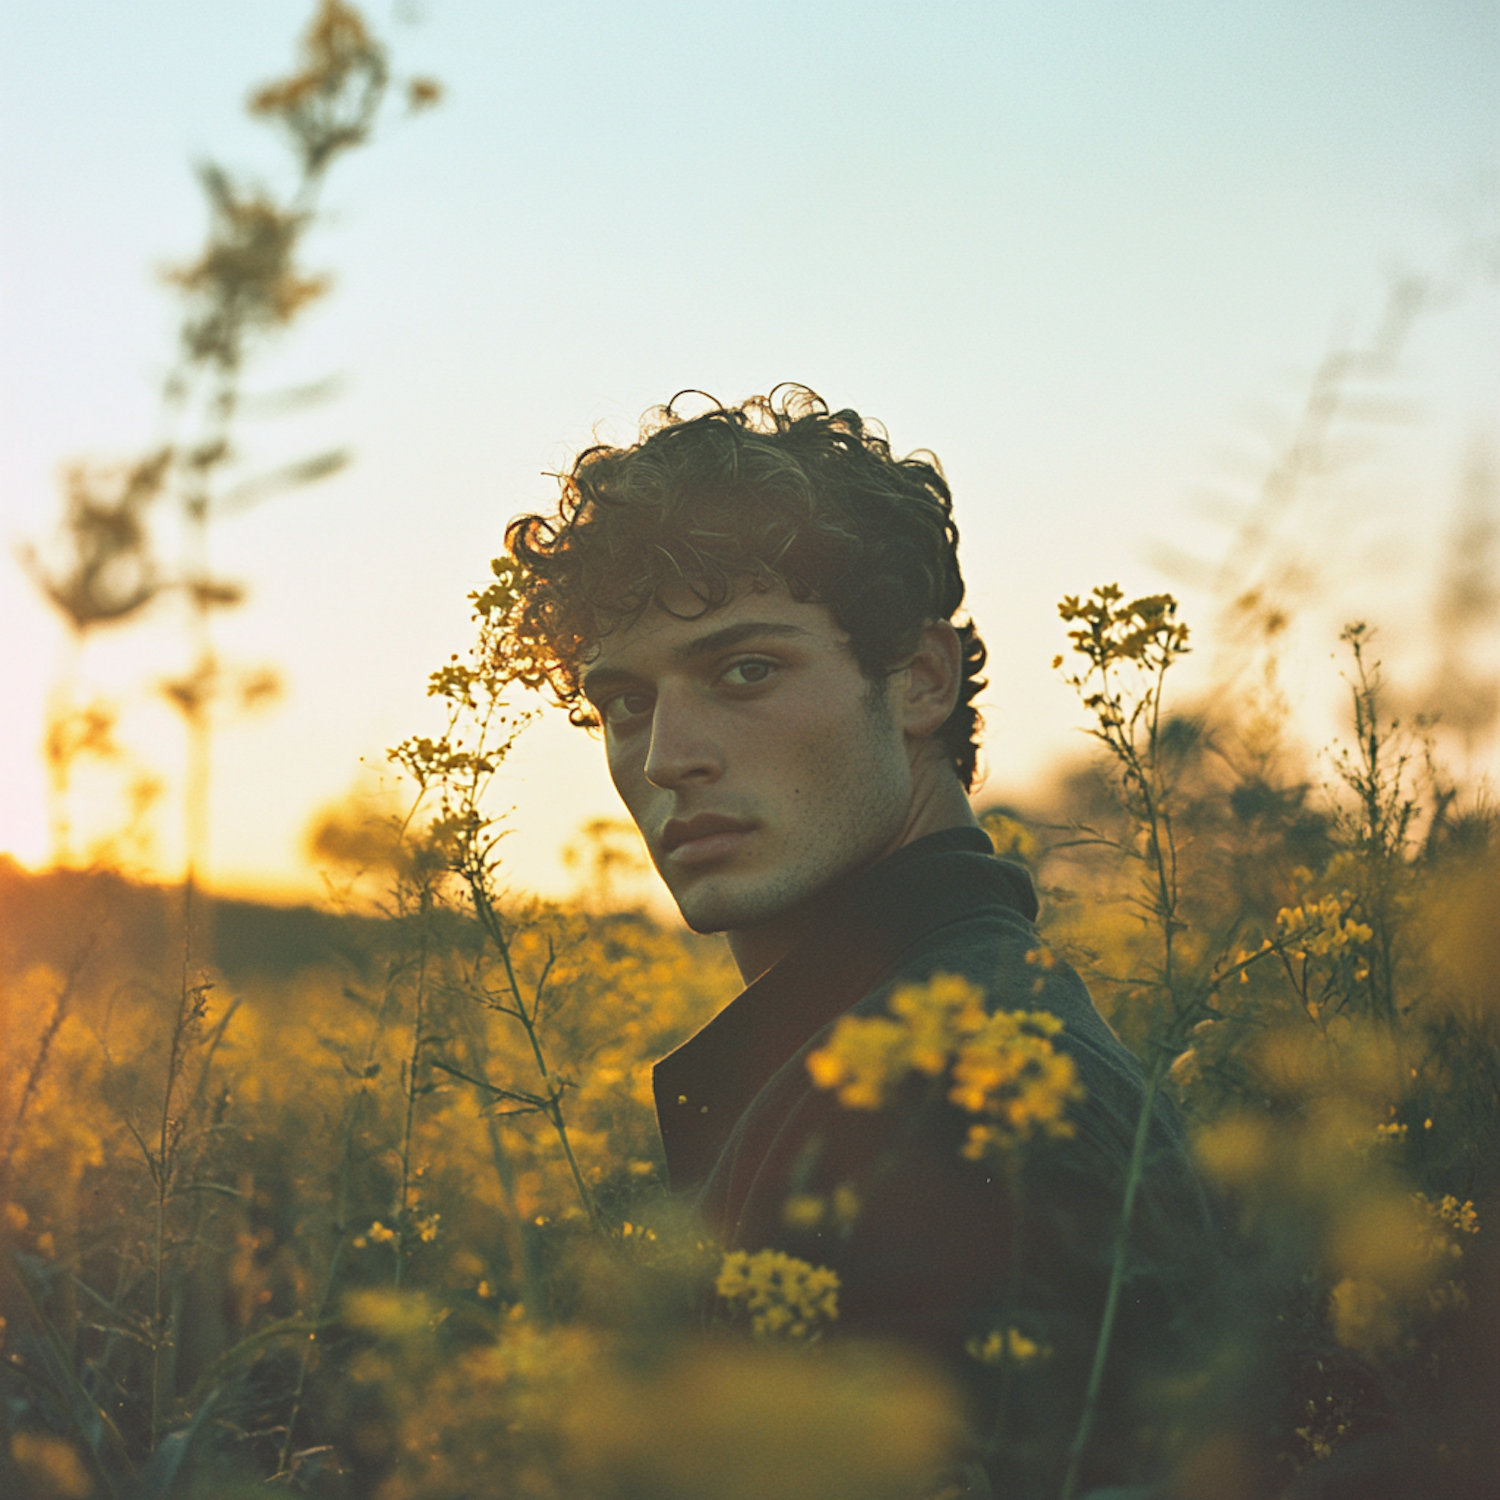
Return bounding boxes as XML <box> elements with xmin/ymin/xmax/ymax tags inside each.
<box><xmin>579</xmin><ymin>663</ymin><xmax>634</xmax><ymax>701</ymax></box>
<box><xmin>580</xmin><ymin>621</ymin><xmax>813</xmax><ymax>701</ymax></box>
<box><xmin>674</xmin><ymin>620</ymin><xmax>812</xmax><ymax>661</ymax></box>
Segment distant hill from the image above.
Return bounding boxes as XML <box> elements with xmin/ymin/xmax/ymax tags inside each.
<box><xmin>0</xmin><ymin>857</ymin><xmax>391</xmax><ymax>981</ymax></box>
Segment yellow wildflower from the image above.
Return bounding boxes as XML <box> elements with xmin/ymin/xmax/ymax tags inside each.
<box><xmin>890</xmin><ymin>972</ymin><xmax>990</xmax><ymax>1074</ymax></box>
<box><xmin>1433</xmin><ymin>1194</ymin><xmax>1480</xmax><ymax>1238</ymax></box>
<box><xmin>807</xmin><ymin>975</ymin><xmax>1084</xmax><ymax>1160</ymax></box>
<box><xmin>965</xmin><ymin>1326</ymin><xmax>1051</xmax><ymax>1368</ymax></box>
<box><xmin>781</xmin><ymin>1182</ymin><xmax>864</xmax><ymax>1232</ymax></box>
<box><xmin>715</xmin><ymin>1249</ymin><xmax>840</xmax><ymax>1341</ymax></box>
<box><xmin>10</xmin><ymin>1432</ymin><xmax>92</xmax><ymax>1500</ymax></box>
<box><xmin>831</xmin><ymin>1182</ymin><xmax>862</xmax><ymax>1227</ymax></box>
<box><xmin>805</xmin><ymin>1014</ymin><xmax>912</xmax><ymax>1110</ymax></box>
<box><xmin>1057</xmin><ymin>585</ymin><xmax>1189</xmax><ymax>670</ymax></box>
<box><xmin>1275</xmin><ymin>891</ymin><xmax>1373</xmax><ymax>962</ymax></box>
<box><xmin>951</xmin><ymin>1011</ymin><xmax>1082</xmax><ymax>1158</ymax></box>
<box><xmin>1415</xmin><ymin>1193</ymin><xmax>1480</xmax><ymax>1260</ymax></box>
<box><xmin>782</xmin><ymin>1195</ymin><xmax>826</xmax><ymax>1230</ymax></box>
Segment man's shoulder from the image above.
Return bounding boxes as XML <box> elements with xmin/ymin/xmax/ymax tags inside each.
<box><xmin>857</xmin><ymin>896</ymin><xmax>1142</xmax><ymax>1085</ymax></box>
<box><xmin>842</xmin><ymin>896</ymin><xmax>1203</xmax><ymax>1189</ymax></box>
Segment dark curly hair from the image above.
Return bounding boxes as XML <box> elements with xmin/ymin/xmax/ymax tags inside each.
<box><xmin>503</xmin><ymin>386</ymin><xmax>987</xmax><ymax>788</ymax></box>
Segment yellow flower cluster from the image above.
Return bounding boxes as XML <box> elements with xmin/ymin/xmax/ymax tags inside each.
<box><xmin>965</xmin><ymin>1326</ymin><xmax>1050</xmax><ymax>1368</ymax></box>
<box><xmin>953</xmin><ymin>1017</ymin><xmax>1082</xmax><ymax>1163</ymax></box>
<box><xmin>1276</xmin><ymin>892</ymin><xmax>1373</xmax><ymax>962</ymax></box>
<box><xmin>354</xmin><ymin>1213</ymin><xmax>442</xmax><ymax>1249</ymax></box>
<box><xmin>781</xmin><ymin>1183</ymin><xmax>862</xmax><ymax>1232</ymax></box>
<box><xmin>1056</xmin><ymin>584</ymin><xmax>1190</xmax><ymax>671</ymax></box>
<box><xmin>1327</xmin><ymin>1192</ymin><xmax>1481</xmax><ymax>1354</ymax></box>
<box><xmin>1415</xmin><ymin>1193</ymin><xmax>1480</xmax><ymax>1259</ymax></box>
<box><xmin>806</xmin><ymin>973</ymin><xmax>1084</xmax><ymax>1160</ymax></box>
<box><xmin>715</xmin><ymin>1249</ymin><xmax>841</xmax><ymax>1341</ymax></box>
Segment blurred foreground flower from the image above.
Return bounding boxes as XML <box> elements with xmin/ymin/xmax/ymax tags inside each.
<box><xmin>8</xmin><ymin>1432</ymin><xmax>92</xmax><ymax>1500</ymax></box>
<box><xmin>806</xmin><ymin>973</ymin><xmax>1084</xmax><ymax>1161</ymax></box>
<box><xmin>1424</xmin><ymin>849</ymin><xmax>1500</xmax><ymax>1019</ymax></box>
<box><xmin>716</xmin><ymin>1249</ymin><xmax>840</xmax><ymax>1341</ymax></box>
<box><xmin>965</xmin><ymin>1326</ymin><xmax>1051</xmax><ymax>1369</ymax></box>
<box><xmin>344</xmin><ymin>1285</ymin><xmax>957</xmax><ymax>1500</ymax></box>
<box><xmin>1193</xmin><ymin>1054</ymin><xmax>1484</xmax><ymax>1371</ymax></box>
<box><xmin>1327</xmin><ymin>1192</ymin><xmax>1481</xmax><ymax>1355</ymax></box>
<box><xmin>563</xmin><ymin>1342</ymin><xmax>960</xmax><ymax>1500</ymax></box>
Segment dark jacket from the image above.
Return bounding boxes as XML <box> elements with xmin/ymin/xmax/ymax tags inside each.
<box><xmin>653</xmin><ymin>827</ymin><xmax>1216</xmax><ymax>1489</ymax></box>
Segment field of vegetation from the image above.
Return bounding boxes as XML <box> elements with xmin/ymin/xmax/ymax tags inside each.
<box><xmin>3</xmin><ymin>567</ymin><xmax>1497</xmax><ymax>1499</ymax></box>
<box><xmin>4</xmin><ymin>3</ymin><xmax>1496</xmax><ymax>1496</ymax></box>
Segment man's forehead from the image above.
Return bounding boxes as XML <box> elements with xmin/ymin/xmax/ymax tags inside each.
<box><xmin>581</xmin><ymin>585</ymin><xmax>842</xmax><ymax>681</ymax></box>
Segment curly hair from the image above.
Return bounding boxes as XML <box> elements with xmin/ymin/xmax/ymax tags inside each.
<box><xmin>503</xmin><ymin>386</ymin><xmax>987</xmax><ymax>788</ymax></box>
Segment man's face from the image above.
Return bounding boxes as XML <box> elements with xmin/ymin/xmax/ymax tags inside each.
<box><xmin>582</xmin><ymin>585</ymin><xmax>914</xmax><ymax>936</ymax></box>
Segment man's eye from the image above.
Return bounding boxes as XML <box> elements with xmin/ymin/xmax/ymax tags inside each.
<box><xmin>722</xmin><ymin>659</ymin><xmax>774</xmax><ymax>688</ymax></box>
<box><xmin>602</xmin><ymin>691</ymin><xmax>653</xmax><ymax>725</ymax></box>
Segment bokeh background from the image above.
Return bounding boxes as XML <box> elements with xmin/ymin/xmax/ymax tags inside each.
<box><xmin>3</xmin><ymin>0</ymin><xmax>1496</xmax><ymax>907</ymax></box>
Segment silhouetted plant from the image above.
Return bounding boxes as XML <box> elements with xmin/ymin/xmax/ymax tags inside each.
<box><xmin>17</xmin><ymin>0</ymin><xmax>441</xmax><ymax>882</ymax></box>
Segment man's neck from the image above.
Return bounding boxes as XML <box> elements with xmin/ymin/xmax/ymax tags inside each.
<box><xmin>726</xmin><ymin>775</ymin><xmax>980</xmax><ymax>984</ymax></box>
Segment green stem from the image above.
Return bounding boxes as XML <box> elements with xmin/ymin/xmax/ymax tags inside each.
<box><xmin>466</xmin><ymin>870</ymin><xmax>596</xmax><ymax>1226</ymax></box>
<box><xmin>1059</xmin><ymin>1052</ymin><xmax>1168</xmax><ymax>1500</ymax></box>
<box><xmin>393</xmin><ymin>915</ymin><xmax>430</xmax><ymax>1287</ymax></box>
<box><xmin>546</xmin><ymin>1098</ymin><xmax>597</xmax><ymax>1227</ymax></box>
<box><xmin>986</xmin><ymin>1164</ymin><xmax>1026</xmax><ymax>1458</ymax></box>
<box><xmin>279</xmin><ymin>970</ymin><xmax>403</xmax><ymax>1474</ymax></box>
<box><xmin>150</xmin><ymin>877</ymin><xmax>198</xmax><ymax>1446</ymax></box>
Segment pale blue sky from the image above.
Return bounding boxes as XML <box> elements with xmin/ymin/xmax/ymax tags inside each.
<box><xmin>2</xmin><ymin>1</ymin><xmax>1496</xmax><ymax>902</ymax></box>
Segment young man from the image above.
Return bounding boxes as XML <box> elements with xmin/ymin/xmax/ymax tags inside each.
<box><xmin>504</xmin><ymin>387</ymin><xmax>1214</xmax><ymax>1493</ymax></box>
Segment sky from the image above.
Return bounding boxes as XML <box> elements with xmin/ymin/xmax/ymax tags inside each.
<box><xmin>2</xmin><ymin>0</ymin><xmax>1497</xmax><ymax>909</ymax></box>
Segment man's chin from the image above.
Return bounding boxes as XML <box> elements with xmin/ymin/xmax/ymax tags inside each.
<box><xmin>669</xmin><ymin>872</ymin><xmax>792</xmax><ymax>937</ymax></box>
<box><xmin>670</xmin><ymin>886</ymin><xmax>738</xmax><ymax>936</ymax></box>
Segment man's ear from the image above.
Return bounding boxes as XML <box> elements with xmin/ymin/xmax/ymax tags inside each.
<box><xmin>894</xmin><ymin>621</ymin><xmax>963</xmax><ymax>739</ymax></box>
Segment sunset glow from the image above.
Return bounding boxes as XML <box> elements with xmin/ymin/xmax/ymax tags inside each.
<box><xmin>2</xmin><ymin>1</ymin><xmax>1495</xmax><ymax>904</ymax></box>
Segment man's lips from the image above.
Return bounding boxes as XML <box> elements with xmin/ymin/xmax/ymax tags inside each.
<box><xmin>660</xmin><ymin>814</ymin><xmax>756</xmax><ymax>866</ymax></box>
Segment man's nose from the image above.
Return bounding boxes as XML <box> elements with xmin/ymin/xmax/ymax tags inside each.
<box><xmin>643</xmin><ymin>689</ymin><xmax>722</xmax><ymax>789</ymax></box>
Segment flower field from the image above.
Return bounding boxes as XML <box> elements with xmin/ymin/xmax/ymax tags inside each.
<box><xmin>3</xmin><ymin>581</ymin><xmax>1496</xmax><ymax>1499</ymax></box>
